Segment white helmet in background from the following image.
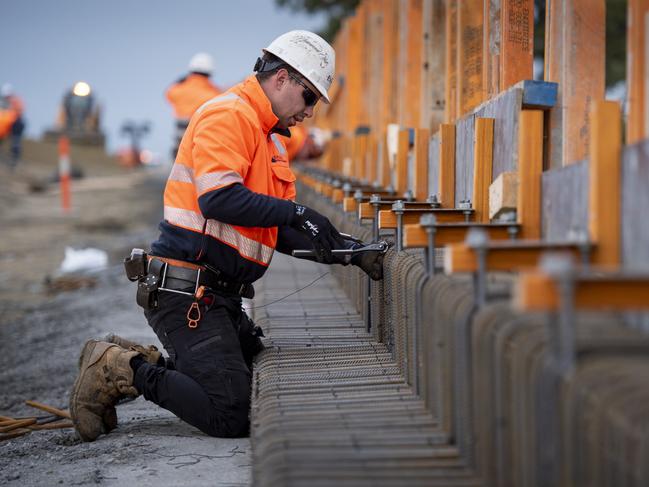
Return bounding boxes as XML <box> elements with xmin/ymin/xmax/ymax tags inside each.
<box><xmin>188</xmin><ymin>53</ymin><xmax>214</xmax><ymax>75</ymax></box>
<box><xmin>1</xmin><ymin>83</ymin><xmax>13</xmax><ymax>97</ymax></box>
<box><xmin>263</xmin><ymin>30</ymin><xmax>335</xmax><ymax>104</ymax></box>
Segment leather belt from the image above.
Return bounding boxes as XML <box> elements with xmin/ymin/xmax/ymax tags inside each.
<box><xmin>147</xmin><ymin>256</ymin><xmax>254</xmax><ymax>299</ymax></box>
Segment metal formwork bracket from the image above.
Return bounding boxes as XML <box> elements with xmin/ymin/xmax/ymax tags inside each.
<box><xmin>370</xmin><ymin>193</ymin><xmax>382</xmax><ymax>241</ymax></box>
<box><xmin>466</xmin><ymin>228</ymin><xmax>489</xmax><ymax>307</ymax></box>
<box><xmin>419</xmin><ymin>213</ymin><xmax>438</xmax><ymax>276</ymax></box>
<box><xmin>392</xmin><ymin>200</ymin><xmax>406</xmax><ymax>252</ymax></box>
<box><xmin>353</xmin><ymin>189</ymin><xmax>364</xmax><ymax>224</ymax></box>
<box><xmin>426</xmin><ymin>194</ymin><xmax>441</xmax><ymax>209</ymax></box>
<box><xmin>540</xmin><ymin>252</ymin><xmax>577</xmax><ymax>377</ymax></box>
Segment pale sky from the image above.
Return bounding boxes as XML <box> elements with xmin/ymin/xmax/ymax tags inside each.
<box><xmin>2</xmin><ymin>1</ymin><xmax>326</xmax><ymax>162</ymax></box>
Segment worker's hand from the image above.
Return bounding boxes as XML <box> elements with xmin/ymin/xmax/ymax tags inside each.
<box><xmin>351</xmin><ymin>248</ymin><xmax>385</xmax><ymax>281</ymax></box>
<box><xmin>290</xmin><ymin>204</ymin><xmax>345</xmax><ymax>263</ymax></box>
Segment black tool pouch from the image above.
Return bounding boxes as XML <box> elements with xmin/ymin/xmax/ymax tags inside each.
<box><xmin>136</xmin><ymin>274</ymin><xmax>160</xmax><ymax>310</ymax></box>
<box><xmin>124</xmin><ymin>248</ymin><xmax>148</xmax><ymax>281</ymax></box>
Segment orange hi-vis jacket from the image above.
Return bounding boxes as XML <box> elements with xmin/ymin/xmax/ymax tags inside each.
<box><xmin>0</xmin><ymin>95</ymin><xmax>23</xmax><ymax>138</ymax></box>
<box><xmin>166</xmin><ymin>74</ymin><xmax>221</xmax><ymax>121</ymax></box>
<box><xmin>281</xmin><ymin>124</ymin><xmax>308</xmax><ymax>161</ymax></box>
<box><xmin>152</xmin><ymin>75</ymin><xmax>298</xmax><ymax>283</ymax></box>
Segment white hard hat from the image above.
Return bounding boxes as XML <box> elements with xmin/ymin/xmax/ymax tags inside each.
<box><xmin>188</xmin><ymin>52</ymin><xmax>214</xmax><ymax>75</ymax></box>
<box><xmin>263</xmin><ymin>30</ymin><xmax>335</xmax><ymax>103</ymax></box>
<box><xmin>1</xmin><ymin>83</ymin><xmax>13</xmax><ymax>97</ymax></box>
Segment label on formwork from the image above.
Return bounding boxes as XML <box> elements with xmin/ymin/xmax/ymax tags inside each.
<box><xmin>386</xmin><ymin>123</ymin><xmax>400</xmax><ymax>170</ymax></box>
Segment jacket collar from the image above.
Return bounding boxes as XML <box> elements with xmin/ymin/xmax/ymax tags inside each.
<box><xmin>236</xmin><ymin>75</ymin><xmax>280</xmax><ymax>136</ymax></box>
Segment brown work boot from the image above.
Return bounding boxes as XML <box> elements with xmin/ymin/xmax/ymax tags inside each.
<box><xmin>75</xmin><ymin>335</ymin><xmax>156</xmax><ymax>434</ymax></box>
<box><xmin>103</xmin><ymin>333</ymin><xmax>162</xmax><ymax>365</ymax></box>
<box><xmin>69</xmin><ymin>340</ymin><xmax>140</xmax><ymax>442</ymax></box>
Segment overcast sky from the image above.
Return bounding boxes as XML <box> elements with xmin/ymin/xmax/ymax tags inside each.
<box><xmin>2</xmin><ymin>1</ymin><xmax>326</xmax><ymax>162</ymax></box>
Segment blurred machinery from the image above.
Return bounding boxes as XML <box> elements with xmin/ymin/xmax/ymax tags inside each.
<box><xmin>118</xmin><ymin>120</ymin><xmax>151</xmax><ymax>167</ymax></box>
<box><xmin>44</xmin><ymin>81</ymin><xmax>105</xmax><ymax>147</ymax></box>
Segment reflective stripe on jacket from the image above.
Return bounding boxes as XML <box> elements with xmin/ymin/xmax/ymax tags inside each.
<box><xmin>165</xmin><ymin>74</ymin><xmax>221</xmax><ymax>120</ymax></box>
<box><xmin>152</xmin><ymin>75</ymin><xmax>297</xmax><ymax>283</ymax></box>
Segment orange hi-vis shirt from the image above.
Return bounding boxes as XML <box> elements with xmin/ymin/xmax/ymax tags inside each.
<box><xmin>165</xmin><ymin>74</ymin><xmax>221</xmax><ymax>121</ymax></box>
<box><xmin>153</xmin><ymin>75</ymin><xmax>297</xmax><ymax>283</ymax></box>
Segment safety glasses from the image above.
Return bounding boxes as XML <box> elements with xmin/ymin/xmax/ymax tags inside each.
<box><xmin>289</xmin><ymin>74</ymin><xmax>319</xmax><ymax>107</ymax></box>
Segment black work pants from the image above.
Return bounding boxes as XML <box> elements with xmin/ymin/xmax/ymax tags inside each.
<box><xmin>135</xmin><ymin>289</ymin><xmax>261</xmax><ymax>438</ymax></box>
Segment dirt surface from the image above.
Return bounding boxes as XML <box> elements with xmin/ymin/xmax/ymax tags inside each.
<box><xmin>0</xmin><ymin>141</ymin><xmax>251</xmax><ymax>486</ymax></box>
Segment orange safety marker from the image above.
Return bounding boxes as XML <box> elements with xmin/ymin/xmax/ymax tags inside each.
<box><xmin>58</xmin><ymin>136</ymin><xmax>71</xmax><ymax>212</ymax></box>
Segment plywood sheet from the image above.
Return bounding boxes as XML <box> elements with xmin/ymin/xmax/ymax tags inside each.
<box><xmin>474</xmin><ymin>87</ymin><xmax>523</xmax><ymax>180</ymax></box>
<box><xmin>541</xmin><ymin>161</ymin><xmax>589</xmax><ymax>240</ymax></box>
<box><xmin>622</xmin><ymin>139</ymin><xmax>649</xmax><ymax>270</ymax></box>
<box><xmin>428</xmin><ymin>131</ymin><xmax>441</xmax><ymax>198</ymax></box>
<box><xmin>454</xmin><ymin>113</ymin><xmax>475</xmax><ymax>205</ymax></box>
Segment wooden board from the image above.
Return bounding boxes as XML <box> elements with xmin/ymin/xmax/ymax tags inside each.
<box><xmin>346</xmin><ymin>11</ymin><xmax>366</xmax><ymax>132</ymax></box>
<box><xmin>626</xmin><ymin>0</ymin><xmax>649</xmax><ymax>144</ymax></box>
<box><xmin>545</xmin><ymin>0</ymin><xmax>606</xmax><ymax>168</ymax></box>
<box><xmin>489</xmin><ymin>171</ymin><xmax>518</xmax><ymax>220</ymax></box>
<box><xmin>406</xmin><ymin>0</ymin><xmax>424</xmax><ymax>128</ymax></box>
<box><xmin>541</xmin><ymin>161</ymin><xmax>589</xmax><ymax>241</ymax></box>
<box><xmin>516</xmin><ymin>273</ymin><xmax>649</xmax><ymax>311</ymax></box>
<box><xmin>343</xmin><ymin>197</ymin><xmax>358</xmax><ymax>213</ymax></box>
<box><xmin>484</xmin><ymin>0</ymin><xmax>500</xmax><ymax>98</ymax></box>
<box><xmin>403</xmin><ymin>222</ymin><xmax>516</xmax><ymax>247</ymax></box>
<box><xmin>622</xmin><ymin>139</ymin><xmax>649</xmax><ymax>270</ymax></box>
<box><xmin>421</xmin><ymin>0</ymin><xmax>446</xmax><ymax>129</ymax></box>
<box><xmin>414</xmin><ymin>128</ymin><xmax>431</xmax><ymax>201</ymax></box>
<box><xmin>472</xmin><ymin>118</ymin><xmax>495</xmax><ymax>223</ymax></box>
<box><xmin>517</xmin><ymin>110</ymin><xmax>544</xmax><ymax>239</ymax></box>
<box><xmin>457</xmin><ymin>0</ymin><xmax>485</xmax><ymax>116</ymax></box>
<box><xmin>444</xmin><ymin>241</ymin><xmax>585</xmax><ymax>273</ymax></box>
<box><xmin>378</xmin><ymin>208</ymin><xmax>472</xmax><ymax>228</ymax></box>
<box><xmin>589</xmin><ymin>101</ymin><xmax>622</xmax><ymax>267</ymax></box>
<box><xmin>500</xmin><ymin>0</ymin><xmax>534</xmax><ymax>90</ymax></box>
<box><xmin>367</xmin><ymin>1</ymin><xmax>384</xmax><ymax>137</ymax></box>
<box><xmin>444</xmin><ymin>0</ymin><xmax>459</xmax><ymax>122</ymax></box>
<box><xmin>382</xmin><ymin>0</ymin><xmax>400</xmax><ymax>130</ymax></box>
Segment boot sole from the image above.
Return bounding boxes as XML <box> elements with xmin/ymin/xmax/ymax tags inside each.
<box><xmin>69</xmin><ymin>339</ymin><xmax>111</xmax><ymax>442</ymax></box>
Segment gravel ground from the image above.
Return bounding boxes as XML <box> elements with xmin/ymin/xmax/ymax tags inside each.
<box><xmin>0</xmin><ymin>145</ymin><xmax>251</xmax><ymax>486</ymax></box>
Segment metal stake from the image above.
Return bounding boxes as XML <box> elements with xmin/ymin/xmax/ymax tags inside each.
<box><xmin>392</xmin><ymin>200</ymin><xmax>405</xmax><ymax>252</ymax></box>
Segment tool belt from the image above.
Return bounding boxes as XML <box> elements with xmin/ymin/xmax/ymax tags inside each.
<box><xmin>124</xmin><ymin>249</ymin><xmax>254</xmax><ymax>310</ymax></box>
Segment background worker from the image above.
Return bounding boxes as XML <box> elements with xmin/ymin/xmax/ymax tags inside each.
<box><xmin>69</xmin><ymin>30</ymin><xmax>385</xmax><ymax>442</ymax></box>
<box><xmin>282</xmin><ymin>124</ymin><xmax>326</xmax><ymax>161</ymax></box>
<box><xmin>0</xmin><ymin>83</ymin><xmax>25</xmax><ymax>169</ymax></box>
<box><xmin>165</xmin><ymin>52</ymin><xmax>221</xmax><ymax>159</ymax></box>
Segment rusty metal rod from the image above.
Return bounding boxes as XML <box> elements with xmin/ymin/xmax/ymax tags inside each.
<box><xmin>25</xmin><ymin>400</ymin><xmax>71</xmax><ymax>419</ymax></box>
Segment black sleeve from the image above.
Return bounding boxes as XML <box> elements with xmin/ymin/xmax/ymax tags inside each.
<box><xmin>276</xmin><ymin>226</ymin><xmax>355</xmax><ymax>265</ymax></box>
<box><xmin>275</xmin><ymin>226</ymin><xmax>314</xmax><ymax>255</ymax></box>
<box><xmin>198</xmin><ymin>183</ymin><xmax>295</xmax><ymax>228</ymax></box>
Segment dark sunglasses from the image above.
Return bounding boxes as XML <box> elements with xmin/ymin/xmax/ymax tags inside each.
<box><xmin>289</xmin><ymin>74</ymin><xmax>319</xmax><ymax>107</ymax></box>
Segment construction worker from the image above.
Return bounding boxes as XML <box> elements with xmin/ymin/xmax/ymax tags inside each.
<box><xmin>0</xmin><ymin>83</ymin><xmax>25</xmax><ymax>168</ymax></box>
<box><xmin>166</xmin><ymin>52</ymin><xmax>221</xmax><ymax>159</ymax></box>
<box><xmin>69</xmin><ymin>30</ymin><xmax>385</xmax><ymax>442</ymax></box>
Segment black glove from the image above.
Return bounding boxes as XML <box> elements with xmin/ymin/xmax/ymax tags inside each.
<box><xmin>290</xmin><ymin>203</ymin><xmax>345</xmax><ymax>263</ymax></box>
<box><xmin>351</xmin><ymin>246</ymin><xmax>385</xmax><ymax>281</ymax></box>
